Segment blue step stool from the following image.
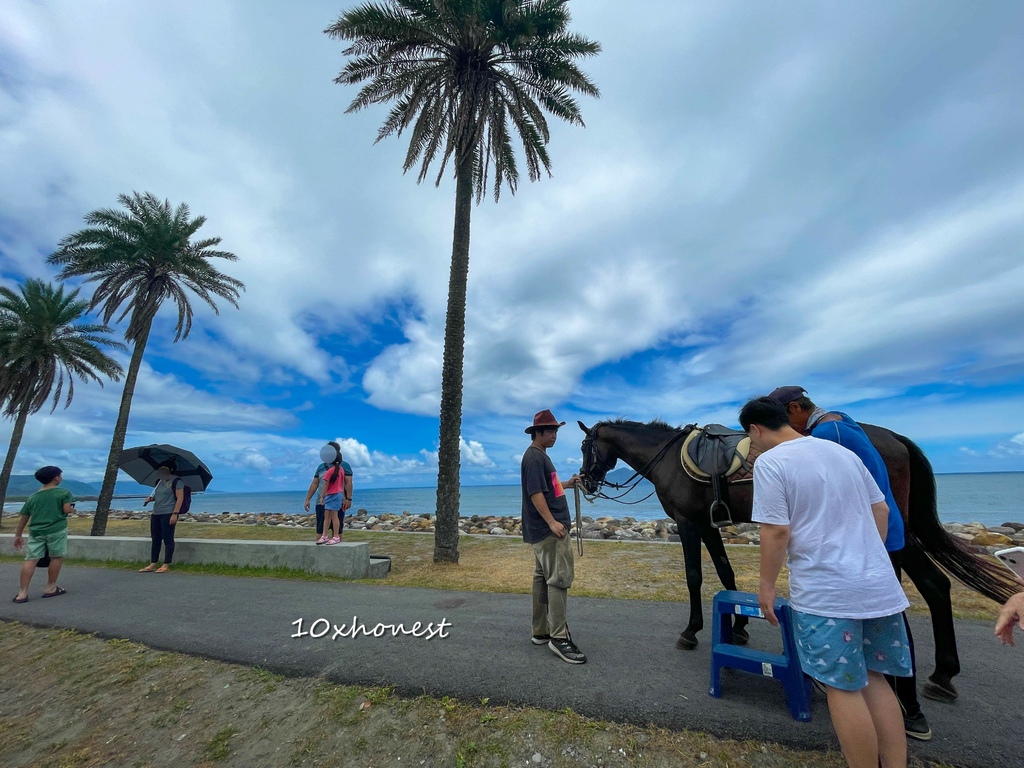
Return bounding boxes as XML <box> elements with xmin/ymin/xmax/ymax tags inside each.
<box><xmin>708</xmin><ymin>590</ymin><xmax>812</xmax><ymax>722</ymax></box>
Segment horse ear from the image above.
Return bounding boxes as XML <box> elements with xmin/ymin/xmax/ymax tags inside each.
<box><xmin>578</xmin><ymin>420</ymin><xmax>590</xmax><ymax>434</ymax></box>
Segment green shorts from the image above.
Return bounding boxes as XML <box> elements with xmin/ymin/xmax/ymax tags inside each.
<box><xmin>26</xmin><ymin>528</ymin><xmax>68</xmax><ymax>560</ymax></box>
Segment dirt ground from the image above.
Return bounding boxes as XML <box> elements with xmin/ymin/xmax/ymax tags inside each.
<box><xmin>1</xmin><ymin>622</ymin><xmax>955</xmax><ymax>768</ymax></box>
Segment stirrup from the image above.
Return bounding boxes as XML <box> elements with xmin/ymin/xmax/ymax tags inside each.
<box><xmin>710</xmin><ymin>499</ymin><xmax>733</xmax><ymax>529</ymax></box>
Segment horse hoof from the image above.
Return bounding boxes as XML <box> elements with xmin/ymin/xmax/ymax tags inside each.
<box><xmin>922</xmin><ymin>679</ymin><xmax>958</xmax><ymax>704</ymax></box>
<box><xmin>732</xmin><ymin>627</ymin><xmax>749</xmax><ymax>646</ymax></box>
<box><xmin>676</xmin><ymin>633</ymin><xmax>698</xmax><ymax>651</ymax></box>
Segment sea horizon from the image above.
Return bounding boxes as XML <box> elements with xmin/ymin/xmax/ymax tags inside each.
<box><xmin>6</xmin><ymin>471</ymin><xmax>1021</xmax><ymax>528</ymax></box>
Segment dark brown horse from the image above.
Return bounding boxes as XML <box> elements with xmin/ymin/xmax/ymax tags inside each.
<box><xmin>578</xmin><ymin>418</ymin><xmax>1020</xmax><ymax>702</ymax></box>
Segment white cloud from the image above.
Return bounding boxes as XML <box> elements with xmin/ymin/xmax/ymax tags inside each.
<box><xmin>460</xmin><ymin>438</ymin><xmax>495</xmax><ymax>468</ymax></box>
<box><xmin>232</xmin><ymin>448</ymin><xmax>274</xmax><ymax>475</ymax></box>
<box><xmin>2</xmin><ymin>0</ymin><xmax>1023</xmax><ymax>488</ymax></box>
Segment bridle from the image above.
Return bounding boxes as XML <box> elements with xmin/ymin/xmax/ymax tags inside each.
<box><xmin>579</xmin><ymin>424</ymin><xmax>689</xmax><ymax>505</ymax></box>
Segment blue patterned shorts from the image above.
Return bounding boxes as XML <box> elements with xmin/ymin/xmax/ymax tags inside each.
<box><xmin>793</xmin><ymin>610</ymin><xmax>912</xmax><ymax>691</ymax></box>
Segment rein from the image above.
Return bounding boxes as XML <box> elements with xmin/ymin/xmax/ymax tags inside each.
<box><xmin>573</xmin><ymin>485</ymin><xmax>584</xmax><ymax>557</ymax></box>
<box><xmin>581</xmin><ymin>426</ymin><xmax>689</xmax><ymax>505</ymax></box>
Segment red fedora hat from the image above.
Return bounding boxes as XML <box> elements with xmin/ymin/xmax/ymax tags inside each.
<box><xmin>526</xmin><ymin>409</ymin><xmax>567</xmax><ymax>434</ymax></box>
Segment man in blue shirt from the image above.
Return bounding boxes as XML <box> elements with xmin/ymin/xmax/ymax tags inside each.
<box><xmin>769</xmin><ymin>386</ymin><xmax>931</xmax><ymax>742</ymax></box>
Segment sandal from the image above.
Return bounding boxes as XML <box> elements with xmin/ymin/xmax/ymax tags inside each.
<box><xmin>139</xmin><ymin>565</ymin><xmax>157</xmax><ymax>572</ymax></box>
<box><xmin>12</xmin><ymin>595</ymin><xmax>28</xmax><ymax>604</ymax></box>
<box><xmin>326</xmin><ymin>536</ymin><xmax>341</xmax><ymax>545</ymax></box>
<box><xmin>155</xmin><ymin>565</ymin><xmax>170</xmax><ymax>573</ymax></box>
<box><xmin>42</xmin><ymin>586</ymin><xmax>67</xmax><ymax>598</ymax></box>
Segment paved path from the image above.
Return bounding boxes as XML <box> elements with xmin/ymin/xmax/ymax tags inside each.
<box><xmin>1</xmin><ymin>563</ymin><xmax>1018</xmax><ymax>767</ymax></box>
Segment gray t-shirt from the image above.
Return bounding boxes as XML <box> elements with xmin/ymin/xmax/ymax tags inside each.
<box><xmin>152</xmin><ymin>477</ymin><xmax>182</xmax><ymax>515</ymax></box>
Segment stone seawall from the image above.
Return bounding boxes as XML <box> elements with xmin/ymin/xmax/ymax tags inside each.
<box><xmin>86</xmin><ymin>509</ymin><xmax>1024</xmax><ymax>553</ymax></box>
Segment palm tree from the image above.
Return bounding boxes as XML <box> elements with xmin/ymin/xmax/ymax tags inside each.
<box><xmin>326</xmin><ymin>0</ymin><xmax>600</xmax><ymax>563</ymax></box>
<box><xmin>0</xmin><ymin>279</ymin><xmax>125</xmax><ymax>524</ymax></box>
<box><xmin>47</xmin><ymin>192</ymin><xmax>245</xmax><ymax>535</ymax></box>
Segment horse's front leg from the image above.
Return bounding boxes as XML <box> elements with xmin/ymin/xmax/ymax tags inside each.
<box><xmin>676</xmin><ymin>517</ymin><xmax>704</xmax><ymax>650</ymax></box>
<box><xmin>701</xmin><ymin>524</ymin><xmax>749</xmax><ymax>645</ymax></box>
<box><xmin>901</xmin><ymin>540</ymin><xmax>960</xmax><ymax>702</ymax></box>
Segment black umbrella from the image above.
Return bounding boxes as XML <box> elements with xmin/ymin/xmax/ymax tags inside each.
<box><xmin>118</xmin><ymin>444</ymin><xmax>213</xmax><ymax>492</ymax></box>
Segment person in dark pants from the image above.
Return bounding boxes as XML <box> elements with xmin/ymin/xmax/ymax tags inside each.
<box><xmin>769</xmin><ymin>386</ymin><xmax>933</xmax><ymax>741</ymax></box>
<box><xmin>139</xmin><ymin>460</ymin><xmax>183</xmax><ymax>573</ymax></box>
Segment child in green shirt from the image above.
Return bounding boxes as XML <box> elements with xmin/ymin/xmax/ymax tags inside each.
<box><xmin>13</xmin><ymin>465</ymin><xmax>75</xmax><ymax>603</ymax></box>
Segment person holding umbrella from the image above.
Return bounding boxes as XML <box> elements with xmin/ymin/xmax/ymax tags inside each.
<box><xmin>118</xmin><ymin>443</ymin><xmax>212</xmax><ymax>571</ymax></box>
<box><xmin>139</xmin><ymin>459</ymin><xmax>183</xmax><ymax>573</ymax></box>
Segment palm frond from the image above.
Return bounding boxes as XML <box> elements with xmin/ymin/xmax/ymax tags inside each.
<box><xmin>0</xmin><ymin>279</ymin><xmax>124</xmax><ymax>418</ymax></box>
<box><xmin>46</xmin><ymin>191</ymin><xmax>245</xmax><ymax>345</ymax></box>
<box><xmin>326</xmin><ymin>0</ymin><xmax>600</xmax><ymax>201</ymax></box>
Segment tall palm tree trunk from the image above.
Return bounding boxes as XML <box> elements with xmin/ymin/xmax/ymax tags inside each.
<box><xmin>0</xmin><ymin>407</ymin><xmax>30</xmax><ymax>527</ymax></box>
<box><xmin>433</xmin><ymin>153</ymin><xmax>475</xmax><ymax>564</ymax></box>
<box><xmin>91</xmin><ymin>323</ymin><xmax>152</xmax><ymax>536</ymax></box>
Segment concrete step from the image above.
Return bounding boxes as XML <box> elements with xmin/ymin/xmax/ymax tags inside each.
<box><xmin>0</xmin><ymin>534</ymin><xmax>388</xmax><ymax>580</ymax></box>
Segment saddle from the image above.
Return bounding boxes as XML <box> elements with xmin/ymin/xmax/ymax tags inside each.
<box><xmin>680</xmin><ymin>425</ymin><xmax>756</xmax><ymax>528</ymax></box>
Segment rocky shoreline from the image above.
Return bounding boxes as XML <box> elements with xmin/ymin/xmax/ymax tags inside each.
<box><xmin>86</xmin><ymin>509</ymin><xmax>1024</xmax><ymax>553</ymax></box>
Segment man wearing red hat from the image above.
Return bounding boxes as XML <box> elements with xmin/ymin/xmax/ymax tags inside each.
<box><xmin>521</xmin><ymin>409</ymin><xmax>586</xmax><ymax>664</ymax></box>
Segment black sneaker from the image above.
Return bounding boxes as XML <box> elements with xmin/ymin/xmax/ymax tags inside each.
<box><xmin>904</xmin><ymin>711</ymin><xmax>933</xmax><ymax>741</ymax></box>
<box><xmin>548</xmin><ymin>636</ymin><xmax>587</xmax><ymax>664</ymax></box>
<box><xmin>531</xmin><ymin>634</ymin><xmax>552</xmax><ymax>645</ymax></box>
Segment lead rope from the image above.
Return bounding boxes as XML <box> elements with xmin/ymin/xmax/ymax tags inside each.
<box><xmin>573</xmin><ymin>485</ymin><xmax>584</xmax><ymax>557</ymax></box>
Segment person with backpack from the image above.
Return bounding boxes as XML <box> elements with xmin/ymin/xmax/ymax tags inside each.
<box><xmin>139</xmin><ymin>459</ymin><xmax>184</xmax><ymax>573</ymax></box>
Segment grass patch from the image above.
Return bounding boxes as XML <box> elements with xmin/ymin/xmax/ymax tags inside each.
<box><xmin>204</xmin><ymin>726</ymin><xmax>238</xmax><ymax>761</ymax></box>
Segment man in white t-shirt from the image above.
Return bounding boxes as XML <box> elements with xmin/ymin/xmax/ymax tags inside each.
<box><xmin>739</xmin><ymin>396</ymin><xmax>912</xmax><ymax>768</ymax></box>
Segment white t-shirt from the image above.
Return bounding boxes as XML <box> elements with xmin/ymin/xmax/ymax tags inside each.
<box><xmin>752</xmin><ymin>436</ymin><xmax>909</xmax><ymax>619</ymax></box>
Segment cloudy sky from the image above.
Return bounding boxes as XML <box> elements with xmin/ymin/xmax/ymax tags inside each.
<box><xmin>2</xmin><ymin>1</ymin><xmax>1023</xmax><ymax>494</ymax></box>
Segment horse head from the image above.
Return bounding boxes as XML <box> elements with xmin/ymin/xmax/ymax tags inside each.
<box><xmin>578</xmin><ymin>420</ymin><xmax>618</xmax><ymax>495</ymax></box>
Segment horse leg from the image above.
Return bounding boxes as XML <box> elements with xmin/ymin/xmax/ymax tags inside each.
<box><xmin>676</xmin><ymin>518</ymin><xmax>705</xmax><ymax>650</ymax></box>
<box><xmin>901</xmin><ymin>540</ymin><xmax>961</xmax><ymax>702</ymax></box>
<box><xmin>700</xmin><ymin>523</ymin><xmax>749</xmax><ymax>645</ymax></box>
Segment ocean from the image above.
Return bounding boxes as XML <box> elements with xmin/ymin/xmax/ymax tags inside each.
<box><xmin>6</xmin><ymin>472</ymin><xmax>1022</xmax><ymax>527</ymax></box>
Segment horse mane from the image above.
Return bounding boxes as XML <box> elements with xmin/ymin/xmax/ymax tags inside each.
<box><xmin>599</xmin><ymin>418</ymin><xmax>684</xmax><ymax>435</ymax></box>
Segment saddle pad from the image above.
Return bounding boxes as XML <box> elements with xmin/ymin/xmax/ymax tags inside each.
<box><xmin>680</xmin><ymin>428</ymin><xmax>755</xmax><ymax>484</ymax></box>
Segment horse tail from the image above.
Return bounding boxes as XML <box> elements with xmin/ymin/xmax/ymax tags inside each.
<box><xmin>896</xmin><ymin>432</ymin><xmax>1020</xmax><ymax>604</ymax></box>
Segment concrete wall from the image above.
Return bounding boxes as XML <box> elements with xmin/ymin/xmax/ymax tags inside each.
<box><xmin>0</xmin><ymin>535</ymin><xmax>389</xmax><ymax>579</ymax></box>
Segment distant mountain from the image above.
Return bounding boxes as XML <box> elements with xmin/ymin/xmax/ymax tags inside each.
<box><xmin>594</xmin><ymin>466</ymin><xmax>657</xmax><ymax>496</ymax></box>
<box><xmin>5</xmin><ymin>475</ymin><xmax>96</xmax><ymax>499</ymax></box>
<box><xmin>606</xmin><ymin>466</ymin><xmax>652</xmax><ymax>485</ymax></box>
<box><xmin>108</xmin><ymin>481</ymin><xmax>153</xmax><ymax>496</ymax></box>
<box><xmin>3</xmin><ymin>475</ymin><xmax>150</xmax><ymax>500</ymax></box>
